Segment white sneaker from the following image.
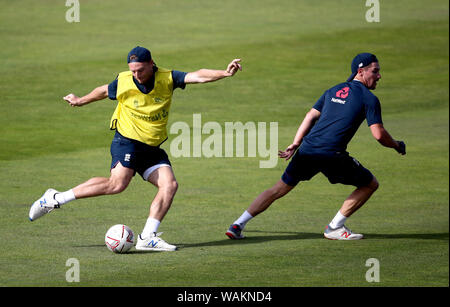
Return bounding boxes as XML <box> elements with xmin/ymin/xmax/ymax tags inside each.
<box><xmin>135</xmin><ymin>232</ymin><xmax>177</xmax><ymax>251</ymax></box>
<box><xmin>323</xmin><ymin>224</ymin><xmax>363</xmax><ymax>240</ymax></box>
<box><xmin>29</xmin><ymin>189</ymin><xmax>60</xmax><ymax>221</ymax></box>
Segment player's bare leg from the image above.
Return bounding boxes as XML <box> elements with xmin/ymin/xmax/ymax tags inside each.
<box><xmin>72</xmin><ymin>162</ymin><xmax>134</xmax><ymax>198</ymax></box>
<box><xmin>247</xmin><ymin>179</ymin><xmax>294</xmax><ymax>217</ymax></box>
<box><xmin>324</xmin><ymin>177</ymin><xmax>379</xmax><ymax>240</ymax></box>
<box><xmin>136</xmin><ymin>166</ymin><xmax>178</xmax><ymax>251</ymax></box>
<box><xmin>29</xmin><ymin>162</ymin><xmax>134</xmax><ymax>221</ymax></box>
<box><xmin>146</xmin><ymin>166</ymin><xmax>178</xmax><ymax>221</ymax></box>
<box><xmin>226</xmin><ymin>179</ymin><xmax>294</xmax><ymax>239</ymax></box>
<box><xmin>339</xmin><ymin>177</ymin><xmax>379</xmax><ymax>217</ymax></box>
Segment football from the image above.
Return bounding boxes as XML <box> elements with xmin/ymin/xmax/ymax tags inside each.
<box><xmin>105</xmin><ymin>224</ymin><xmax>135</xmax><ymax>253</ymax></box>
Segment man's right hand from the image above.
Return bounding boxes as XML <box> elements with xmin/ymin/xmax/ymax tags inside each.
<box><xmin>278</xmin><ymin>143</ymin><xmax>299</xmax><ymax>160</ymax></box>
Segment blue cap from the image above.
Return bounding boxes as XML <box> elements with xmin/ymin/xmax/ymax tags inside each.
<box><xmin>347</xmin><ymin>53</ymin><xmax>378</xmax><ymax>82</ymax></box>
<box><xmin>127</xmin><ymin>46</ymin><xmax>152</xmax><ymax>63</ymax></box>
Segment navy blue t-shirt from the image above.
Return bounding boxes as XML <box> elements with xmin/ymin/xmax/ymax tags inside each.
<box><xmin>299</xmin><ymin>80</ymin><xmax>383</xmax><ymax>155</ymax></box>
<box><xmin>107</xmin><ymin>67</ymin><xmax>187</xmax><ymax>100</ymax></box>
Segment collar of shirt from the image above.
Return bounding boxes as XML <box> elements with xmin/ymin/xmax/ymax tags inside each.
<box><xmin>132</xmin><ymin>66</ymin><xmax>158</xmax><ymax>94</ymax></box>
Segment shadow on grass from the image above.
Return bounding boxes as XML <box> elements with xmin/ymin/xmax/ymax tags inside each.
<box><xmin>363</xmin><ymin>232</ymin><xmax>449</xmax><ymax>240</ymax></box>
<box><xmin>177</xmin><ymin>231</ymin><xmax>449</xmax><ymax>249</ymax></box>
<box><xmin>74</xmin><ymin>231</ymin><xmax>448</xmax><ymax>252</ymax></box>
<box><xmin>177</xmin><ymin>230</ymin><xmax>323</xmax><ymax>249</ymax></box>
<box><xmin>72</xmin><ymin>244</ymin><xmax>158</xmax><ymax>254</ymax></box>
<box><xmin>73</xmin><ymin>230</ymin><xmax>321</xmax><ymax>252</ymax></box>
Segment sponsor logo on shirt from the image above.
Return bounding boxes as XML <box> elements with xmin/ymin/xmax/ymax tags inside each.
<box><xmin>331</xmin><ymin>97</ymin><xmax>346</xmax><ymax>104</ymax></box>
<box><xmin>332</xmin><ymin>86</ymin><xmax>350</xmax><ymax>104</ymax></box>
<box><xmin>336</xmin><ymin>87</ymin><xmax>350</xmax><ymax>98</ymax></box>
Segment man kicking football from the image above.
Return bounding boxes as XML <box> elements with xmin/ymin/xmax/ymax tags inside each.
<box><xmin>29</xmin><ymin>46</ymin><xmax>242</xmax><ymax>251</ymax></box>
<box><xmin>226</xmin><ymin>53</ymin><xmax>405</xmax><ymax>240</ymax></box>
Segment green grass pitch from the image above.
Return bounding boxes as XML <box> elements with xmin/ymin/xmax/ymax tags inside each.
<box><xmin>0</xmin><ymin>0</ymin><xmax>448</xmax><ymax>287</ymax></box>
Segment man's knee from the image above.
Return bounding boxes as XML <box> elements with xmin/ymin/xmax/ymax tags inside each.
<box><xmin>160</xmin><ymin>179</ymin><xmax>178</xmax><ymax>196</ymax></box>
<box><xmin>169</xmin><ymin>180</ymin><xmax>179</xmax><ymax>195</ymax></box>
<box><xmin>107</xmin><ymin>177</ymin><xmax>130</xmax><ymax>194</ymax></box>
<box><xmin>108</xmin><ymin>162</ymin><xmax>134</xmax><ymax>194</ymax></box>
<box><xmin>108</xmin><ymin>171</ymin><xmax>133</xmax><ymax>194</ymax></box>
<box><xmin>368</xmin><ymin>176</ymin><xmax>379</xmax><ymax>191</ymax></box>
<box><xmin>269</xmin><ymin>180</ymin><xmax>294</xmax><ymax>199</ymax></box>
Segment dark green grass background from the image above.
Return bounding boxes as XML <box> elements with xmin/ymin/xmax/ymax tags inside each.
<box><xmin>0</xmin><ymin>0</ymin><xmax>448</xmax><ymax>287</ymax></box>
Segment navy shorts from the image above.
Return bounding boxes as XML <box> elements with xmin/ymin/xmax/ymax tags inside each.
<box><xmin>110</xmin><ymin>131</ymin><xmax>171</xmax><ymax>180</ymax></box>
<box><xmin>281</xmin><ymin>151</ymin><xmax>374</xmax><ymax>188</ymax></box>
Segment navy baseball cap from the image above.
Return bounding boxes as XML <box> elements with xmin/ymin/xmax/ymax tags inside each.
<box><xmin>347</xmin><ymin>53</ymin><xmax>378</xmax><ymax>82</ymax></box>
<box><xmin>127</xmin><ymin>46</ymin><xmax>152</xmax><ymax>63</ymax></box>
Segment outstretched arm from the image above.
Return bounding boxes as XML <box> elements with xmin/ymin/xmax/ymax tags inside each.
<box><xmin>184</xmin><ymin>59</ymin><xmax>242</xmax><ymax>84</ymax></box>
<box><xmin>63</xmin><ymin>84</ymin><xmax>109</xmax><ymax>107</ymax></box>
<box><xmin>279</xmin><ymin>108</ymin><xmax>321</xmax><ymax>160</ymax></box>
<box><xmin>370</xmin><ymin>123</ymin><xmax>406</xmax><ymax>155</ymax></box>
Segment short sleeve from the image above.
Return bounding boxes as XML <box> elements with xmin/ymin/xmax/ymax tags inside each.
<box><xmin>108</xmin><ymin>78</ymin><xmax>118</xmax><ymax>100</ymax></box>
<box><xmin>312</xmin><ymin>91</ymin><xmax>326</xmax><ymax>112</ymax></box>
<box><xmin>365</xmin><ymin>95</ymin><xmax>383</xmax><ymax>126</ymax></box>
<box><xmin>172</xmin><ymin>70</ymin><xmax>187</xmax><ymax>90</ymax></box>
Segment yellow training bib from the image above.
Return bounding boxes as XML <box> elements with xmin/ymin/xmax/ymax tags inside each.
<box><xmin>110</xmin><ymin>68</ymin><xmax>173</xmax><ymax>146</ymax></box>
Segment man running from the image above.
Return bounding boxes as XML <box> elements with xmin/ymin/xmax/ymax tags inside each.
<box><xmin>226</xmin><ymin>53</ymin><xmax>405</xmax><ymax>240</ymax></box>
<box><xmin>29</xmin><ymin>46</ymin><xmax>242</xmax><ymax>251</ymax></box>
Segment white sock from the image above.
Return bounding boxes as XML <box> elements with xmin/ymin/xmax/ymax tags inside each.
<box><xmin>141</xmin><ymin>217</ymin><xmax>161</xmax><ymax>238</ymax></box>
<box><xmin>329</xmin><ymin>210</ymin><xmax>347</xmax><ymax>229</ymax></box>
<box><xmin>54</xmin><ymin>189</ymin><xmax>76</xmax><ymax>205</ymax></box>
<box><xmin>233</xmin><ymin>211</ymin><xmax>253</xmax><ymax>228</ymax></box>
